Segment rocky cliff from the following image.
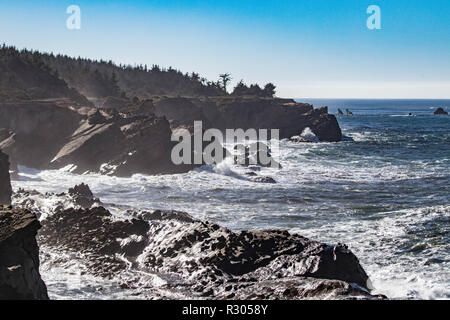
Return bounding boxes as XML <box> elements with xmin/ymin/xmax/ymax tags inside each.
<box><xmin>0</xmin><ymin>96</ymin><xmax>342</xmax><ymax>177</ymax></box>
<box><xmin>154</xmin><ymin>97</ymin><xmax>342</xmax><ymax>142</ymax></box>
<box><xmin>0</xmin><ymin>150</ymin><xmax>11</xmax><ymax>205</ymax></box>
<box><xmin>0</xmin><ymin>152</ymin><xmax>48</xmax><ymax>300</ymax></box>
<box><xmin>0</xmin><ymin>100</ymin><xmax>195</xmax><ymax>177</ymax></box>
<box><xmin>0</xmin><ymin>207</ymin><xmax>49</xmax><ymax>300</ymax></box>
<box><xmin>0</xmin><ymin>100</ymin><xmax>83</xmax><ymax>170</ymax></box>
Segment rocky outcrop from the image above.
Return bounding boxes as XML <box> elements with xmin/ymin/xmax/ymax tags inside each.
<box><xmin>36</xmin><ymin>205</ymin><xmax>376</xmax><ymax>299</ymax></box>
<box><xmin>50</xmin><ymin>118</ymin><xmax>126</xmax><ymax>173</ymax></box>
<box><xmin>0</xmin><ymin>207</ymin><xmax>49</xmax><ymax>300</ymax></box>
<box><xmin>154</xmin><ymin>97</ymin><xmax>342</xmax><ymax>142</ymax></box>
<box><xmin>0</xmin><ymin>96</ymin><xmax>342</xmax><ymax>177</ymax></box>
<box><xmin>19</xmin><ymin>185</ymin><xmax>381</xmax><ymax>300</ymax></box>
<box><xmin>0</xmin><ymin>100</ymin><xmax>83</xmax><ymax>169</ymax></box>
<box><xmin>434</xmin><ymin>107</ymin><xmax>448</xmax><ymax>115</ymax></box>
<box><xmin>0</xmin><ymin>100</ymin><xmax>195</xmax><ymax>177</ymax></box>
<box><xmin>50</xmin><ymin>108</ymin><xmax>194</xmax><ymax>176</ymax></box>
<box><xmin>68</xmin><ymin>183</ymin><xmax>99</xmax><ymax>208</ymax></box>
<box><xmin>0</xmin><ymin>150</ymin><xmax>11</xmax><ymax>205</ymax></box>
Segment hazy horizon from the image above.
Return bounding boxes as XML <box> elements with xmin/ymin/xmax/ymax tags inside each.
<box><xmin>2</xmin><ymin>0</ymin><xmax>449</xmax><ymax>99</ymax></box>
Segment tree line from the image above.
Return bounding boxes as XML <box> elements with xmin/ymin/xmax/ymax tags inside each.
<box><xmin>0</xmin><ymin>44</ymin><xmax>277</xmax><ymax>101</ymax></box>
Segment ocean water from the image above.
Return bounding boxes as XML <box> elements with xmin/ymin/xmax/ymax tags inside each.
<box><xmin>12</xmin><ymin>99</ymin><xmax>450</xmax><ymax>300</ymax></box>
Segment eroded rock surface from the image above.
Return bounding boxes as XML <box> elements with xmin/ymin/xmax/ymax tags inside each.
<box><xmin>154</xmin><ymin>97</ymin><xmax>342</xmax><ymax>142</ymax></box>
<box><xmin>0</xmin><ymin>207</ymin><xmax>49</xmax><ymax>300</ymax></box>
<box><xmin>11</xmin><ymin>186</ymin><xmax>384</xmax><ymax>300</ymax></box>
<box><xmin>0</xmin><ymin>150</ymin><xmax>11</xmax><ymax>205</ymax></box>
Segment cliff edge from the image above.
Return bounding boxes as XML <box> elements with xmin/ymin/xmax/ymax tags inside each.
<box><xmin>0</xmin><ymin>151</ymin><xmax>48</xmax><ymax>300</ymax></box>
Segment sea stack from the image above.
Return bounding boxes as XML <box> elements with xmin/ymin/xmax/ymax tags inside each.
<box><xmin>434</xmin><ymin>107</ymin><xmax>448</xmax><ymax>115</ymax></box>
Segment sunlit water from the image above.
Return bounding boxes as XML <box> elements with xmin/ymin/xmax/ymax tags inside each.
<box><xmin>12</xmin><ymin>99</ymin><xmax>450</xmax><ymax>299</ymax></box>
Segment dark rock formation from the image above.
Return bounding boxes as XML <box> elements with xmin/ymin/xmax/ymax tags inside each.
<box><xmin>0</xmin><ymin>100</ymin><xmax>83</xmax><ymax>169</ymax></box>
<box><xmin>0</xmin><ymin>96</ymin><xmax>342</xmax><ymax>177</ymax></box>
<box><xmin>154</xmin><ymin>97</ymin><xmax>342</xmax><ymax>142</ymax></box>
<box><xmin>0</xmin><ymin>150</ymin><xmax>12</xmax><ymax>205</ymax></box>
<box><xmin>99</xmin><ymin>116</ymin><xmax>189</xmax><ymax>176</ymax></box>
<box><xmin>0</xmin><ymin>207</ymin><xmax>49</xmax><ymax>300</ymax></box>
<box><xmin>68</xmin><ymin>183</ymin><xmax>99</xmax><ymax>208</ymax></box>
<box><xmin>434</xmin><ymin>107</ymin><xmax>448</xmax><ymax>115</ymax></box>
<box><xmin>32</xmin><ymin>194</ymin><xmax>378</xmax><ymax>299</ymax></box>
<box><xmin>0</xmin><ymin>100</ymin><xmax>195</xmax><ymax>176</ymax></box>
<box><xmin>50</xmin><ymin>119</ymin><xmax>126</xmax><ymax>173</ymax></box>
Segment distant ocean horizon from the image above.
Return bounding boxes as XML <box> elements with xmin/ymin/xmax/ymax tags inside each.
<box><xmin>295</xmin><ymin>98</ymin><xmax>450</xmax><ymax>116</ymax></box>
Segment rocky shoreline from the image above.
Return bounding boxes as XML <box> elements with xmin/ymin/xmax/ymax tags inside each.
<box><xmin>1</xmin><ymin>142</ymin><xmax>385</xmax><ymax>300</ymax></box>
<box><xmin>15</xmin><ymin>187</ymin><xmax>383</xmax><ymax>300</ymax></box>
<box><xmin>0</xmin><ymin>97</ymin><xmax>341</xmax><ymax>178</ymax></box>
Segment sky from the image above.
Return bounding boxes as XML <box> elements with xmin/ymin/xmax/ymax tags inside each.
<box><xmin>1</xmin><ymin>0</ymin><xmax>449</xmax><ymax>98</ymax></box>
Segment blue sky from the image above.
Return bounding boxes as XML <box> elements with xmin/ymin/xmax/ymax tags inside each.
<box><xmin>1</xmin><ymin>0</ymin><xmax>449</xmax><ymax>98</ymax></box>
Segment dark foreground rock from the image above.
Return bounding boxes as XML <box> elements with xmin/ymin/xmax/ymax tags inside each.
<box><xmin>0</xmin><ymin>150</ymin><xmax>12</xmax><ymax>205</ymax></box>
<box><xmin>0</xmin><ymin>207</ymin><xmax>49</xmax><ymax>300</ymax></box>
<box><xmin>434</xmin><ymin>107</ymin><xmax>448</xmax><ymax>115</ymax></box>
<box><xmin>0</xmin><ymin>96</ymin><xmax>342</xmax><ymax>177</ymax></box>
<box><xmin>17</xmin><ymin>186</ymin><xmax>383</xmax><ymax>300</ymax></box>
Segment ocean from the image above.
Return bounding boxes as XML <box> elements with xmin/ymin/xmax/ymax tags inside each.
<box><xmin>12</xmin><ymin>99</ymin><xmax>450</xmax><ymax>299</ymax></box>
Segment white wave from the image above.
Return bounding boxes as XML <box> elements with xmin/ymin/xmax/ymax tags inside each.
<box><xmin>300</xmin><ymin>127</ymin><xmax>319</xmax><ymax>142</ymax></box>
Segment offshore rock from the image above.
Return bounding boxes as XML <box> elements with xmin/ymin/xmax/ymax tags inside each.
<box><xmin>434</xmin><ymin>107</ymin><xmax>448</xmax><ymax>115</ymax></box>
<box><xmin>68</xmin><ymin>183</ymin><xmax>99</xmax><ymax>208</ymax></box>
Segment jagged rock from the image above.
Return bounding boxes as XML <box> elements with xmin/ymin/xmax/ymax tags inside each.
<box><xmin>102</xmin><ymin>117</ymin><xmax>183</xmax><ymax>176</ymax></box>
<box><xmin>0</xmin><ymin>150</ymin><xmax>12</xmax><ymax>205</ymax></box>
<box><xmin>68</xmin><ymin>183</ymin><xmax>94</xmax><ymax>199</ymax></box>
<box><xmin>34</xmin><ymin>202</ymin><xmax>377</xmax><ymax>299</ymax></box>
<box><xmin>50</xmin><ymin>120</ymin><xmax>125</xmax><ymax>173</ymax></box>
<box><xmin>0</xmin><ymin>99</ymin><xmax>196</xmax><ymax>177</ymax></box>
<box><xmin>154</xmin><ymin>97</ymin><xmax>213</xmax><ymax>129</ymax></box>
<box><xmin>68</xmin><ymin>183</ymin><xmax>98</xmax><ymax>208</ymax></box>
<box><xmin>1</xmin><ymin>96</ymin><xmax>343</xmax><ymax>177</ymax></box>
<box><xmin>39</xmin><ymin>206</ymin><xmax>150</xmax><ymax>278</ymax></box>
<box><xmin>434</xmin><ymin>107</ymin><xmax>448</xmax><ymax>115</ymax></box>
<box><xmin>0</xmin><ymin>100</ymin><xmax>83</xmax><ymax>169</ymax></box>
<box><xmin>0</xmin><ymin>207</ymin><xmax>49</xmax><ymax>300</ymax></box>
